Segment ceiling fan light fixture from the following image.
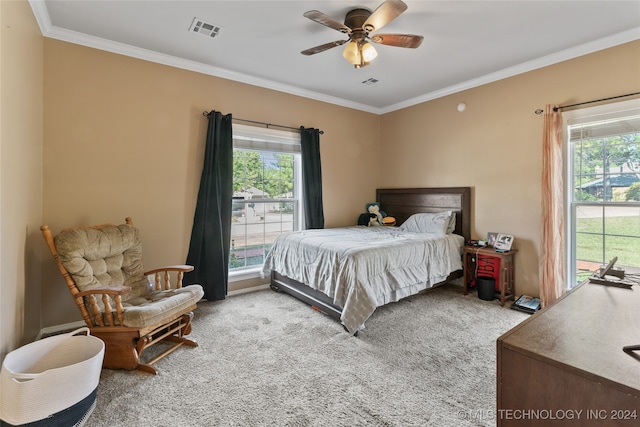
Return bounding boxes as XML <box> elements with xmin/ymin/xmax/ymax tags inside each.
<box><xmin>342</xmin><ymin>40</ymin><xmax>360</xmax><ymax>65</ymax></box>
<box><xmin>361</xmin><ymin>42</ymin><xmax>378</xmax><ymax>62</ymax></box>
<box><xmin>343</xmin><ymin>40</ymin><xmax>376</xmax><ymax>68</ymax></box>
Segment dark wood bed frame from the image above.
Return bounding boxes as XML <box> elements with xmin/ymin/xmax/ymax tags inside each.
<box><xmin>270</xmin><ymin>187</ymin><xmax>472</xmax><ymax>323</ymax></box>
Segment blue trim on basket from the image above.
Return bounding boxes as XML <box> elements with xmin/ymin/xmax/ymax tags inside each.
<box><xmin>0</xmin><ymin>388</ymin><xmax>97</xmax><ymax>427</ymax></box>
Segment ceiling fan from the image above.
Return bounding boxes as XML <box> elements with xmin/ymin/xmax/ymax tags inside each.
<box><xmin>301</xmin><ymin>0</ymin><xmax>423</xmax><ymax>69</ymax></box>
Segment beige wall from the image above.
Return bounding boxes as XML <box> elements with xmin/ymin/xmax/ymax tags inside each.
<box><xmin>380</xmin><ymin>40</ymin><xmax>640</xmax><ymax>298</ymax></box>
<box><xmin>0</xmin><ymin>0</ymin><xmax>44</xmax><ymax>360</ymax></box>
<box><xmin>1</xmin><ymin>1</ymin><xmax>638</xmax><ymax>344</ymax></box>
<box><xmin>42</xmin><ymin>39</ymin><xmax>381</xmax><ymax>326</ymax></box>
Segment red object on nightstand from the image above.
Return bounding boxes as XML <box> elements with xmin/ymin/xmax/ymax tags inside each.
<box><xmin>477</xmin><ymin>255</ymin><xmax>500</xmax><ymax>290</ymax></box>
<box><xmin>463</xmin><ymin>245</ymin><xmax>517</xmax><ymax>307</ymax></box>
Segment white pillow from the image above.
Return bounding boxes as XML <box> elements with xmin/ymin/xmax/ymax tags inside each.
<box><xmin>447</xmin><ymin>212</ymin><xmax>457</xmax><ymax>234</ymax></box>
<box><xmin>399</xmin><ymin>211</ymin><xmax>454</xmax><ymax>234</ymax></box>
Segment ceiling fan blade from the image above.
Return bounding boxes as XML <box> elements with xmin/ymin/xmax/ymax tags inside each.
<box><xmin>301</xmin><ymin>40</ymin><xmax>348</xmax><ymax>56</ymax></box>
<box><xmin>363</xmin><ymin>0</ymin><xmax>408</xmax><ymax>32</ymax></box>
<box><xmin>303</xmin><ymin>10</ymin><xmax>351</xmax><ymax>33</ymax></box>
<box><xmin>370</xmin><ymin>34</ymin><xmax>424</xmax><ymax>48</ymax></box>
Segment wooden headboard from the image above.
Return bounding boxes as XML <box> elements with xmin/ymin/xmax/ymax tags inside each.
<box><xmin>377</xmin><ymin>187</ymin><xmax>471</xmax><ymax>242</ymax></box>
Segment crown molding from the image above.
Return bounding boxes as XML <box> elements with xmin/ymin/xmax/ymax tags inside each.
<box><xmin>29</xmin><ymin>1</ymin><xmax>640</xmax><ymax>115</ymax></box>
<box><xmin>29</xmin><ymin>0</ymin><xmax>51</xmax><ymax>34</ymax></box>
<box><xmin>380</xmin><ymin>26</ymin><xmax>640</xmax><ymax>114</ymax></box>
<box><xmin>51</xmin><ymin>26</ymin><xmax>380</xmax><ymax>112</ymax></box>
<box><xmin>29</xmin><ymin>1</ymin><xmax>378</xmax><ymax>114</ymax></box>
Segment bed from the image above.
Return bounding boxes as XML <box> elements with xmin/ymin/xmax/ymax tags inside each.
<box><xmin>263</xmin><ymin>187</ymin><xmax>471</xmax><ymax>334</ymax></box>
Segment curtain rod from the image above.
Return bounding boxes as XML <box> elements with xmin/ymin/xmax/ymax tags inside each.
<box><xmin>534</xmin><ymin>91</ymin><xmax>640</xmax><ymax>114</ymax></box>
<box><xmin>202</xmin><ymin>111</ymin><xmax>324</xmax><ymax>134</ymax></box>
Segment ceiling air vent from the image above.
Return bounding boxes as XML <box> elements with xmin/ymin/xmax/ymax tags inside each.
<box><xmin>189</xmin><ymin>18</ymin><xmax>222</xmax><ymax>38</ymax></box>
<box><xmin>361</xmin><ymin>78</ymin><xmax>379</xmax><ymax>86</ymax></box>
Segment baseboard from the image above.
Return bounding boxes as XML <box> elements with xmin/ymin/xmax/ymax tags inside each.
<box><xmin>38</xmin><ymin>320</ymin><xmax>86</xmax><ymax>339</ymax></box>
<box><xmin>227</xmin><ymin>284</ymin><xmax>270</xmax><ymax>296</ymax></box>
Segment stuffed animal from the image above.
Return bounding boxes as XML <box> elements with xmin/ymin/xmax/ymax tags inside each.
<box><xmin>382</xmin><ymin>216</ymin><xmax>397</xmax><ymax>226</ymax></box>
<box><xmin>367</xmin><ymin>202</ymin><xmax>385</xmax><ymax>226</ymax></box>
<box><xmin>357</xmin><ymin>213</ymin><xmax>371</xmax><ymax>226</ymax></box>
<box><xmin>357</xmin><ymin>202</ymin><xmax>396</xmax><ymax>226</ymax></box>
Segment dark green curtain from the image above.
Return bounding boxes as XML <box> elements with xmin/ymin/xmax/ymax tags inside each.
<box><xmin>185</xmin><ymin>111</ymin><xmax>233</xmax><ymax>301</ymax></box>
<box><xmin>300</xmin><ymin>127</ymin><xmax>324</xmax><ymax>229</ymax></box>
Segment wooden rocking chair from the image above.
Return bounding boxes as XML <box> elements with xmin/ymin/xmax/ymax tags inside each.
<box><xmin>41</xmin><ymin>217</ymin><xmax>205</xmax><ymax>374</ymax></box>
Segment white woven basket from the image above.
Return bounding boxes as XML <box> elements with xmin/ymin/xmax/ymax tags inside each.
<box><xmin>0</xmin><ymin>328</ymin><xmax>104</xmax><ymax>426</ymax></box>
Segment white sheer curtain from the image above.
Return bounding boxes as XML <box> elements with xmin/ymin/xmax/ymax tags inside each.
<box><xmin>540</xmin><ymin>105</ymin><xmax>566</xmax><ymax>307</ymax></box>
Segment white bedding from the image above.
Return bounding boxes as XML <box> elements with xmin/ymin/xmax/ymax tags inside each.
<box><xmin>262</xmin><ymin>226</ymin><xmax>464</xmax><ymax>334</ymax></box>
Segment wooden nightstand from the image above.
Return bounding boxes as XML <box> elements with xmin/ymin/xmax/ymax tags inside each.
<box><xmin>462</xmin><ymin>245</ymin><xmax>517</xmax><ymax>306</ymax></box>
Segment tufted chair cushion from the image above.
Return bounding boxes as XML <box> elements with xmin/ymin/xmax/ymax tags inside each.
<box><xmin>54</xmin><ymin>224</ymin><xmax>204</xmax><ymax>328</ymax></box>
<box><xmin>54</xmin><ymin>224</ymin><xmax>149</xmax><ymax>300</ymax></box>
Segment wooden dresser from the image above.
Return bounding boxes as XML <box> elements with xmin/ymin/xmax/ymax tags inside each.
<box><xmin>497</xmin><ymin>280</ymin><xmax>640</xmax><ymax>426</ymax></box>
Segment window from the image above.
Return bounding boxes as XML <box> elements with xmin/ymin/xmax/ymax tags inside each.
<box><xmin>230</xmin><ymin>124</ymin><xmax>302</xmax><ymax>273</ymax></box>
<box><xmin>566</xmin><ymin>99</ymin><xmax>640</xmax><ymax>287</ymax></box>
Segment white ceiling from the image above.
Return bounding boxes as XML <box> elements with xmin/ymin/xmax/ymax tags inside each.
<box><xmin>31</xmin><ymin>0</ymin><xmax>640</xmax><ymax>114</ymax></box>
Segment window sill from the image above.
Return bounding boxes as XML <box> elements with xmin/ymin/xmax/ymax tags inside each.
<box><xmin>229</xmin><ymin>266</ymin><xmax>266</xmax><ymax>282</ymax></box>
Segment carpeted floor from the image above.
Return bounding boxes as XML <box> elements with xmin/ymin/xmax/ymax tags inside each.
<box><xmin>91</xmin><ymin>285</ymin><xmax>528</xmax><ymax>426</ymax></box>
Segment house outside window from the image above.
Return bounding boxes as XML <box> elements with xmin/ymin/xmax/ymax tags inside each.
<box><xmin>566</xmin><ymin>99</ymin><xmax>640</xmax><ymax>286</ymax></box>
<box><xmin>230</xmin><ymin>124</ymin><xmax>302</xmax><ymax>273</ymax></box>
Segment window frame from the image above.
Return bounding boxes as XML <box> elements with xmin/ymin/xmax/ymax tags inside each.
<box><xmin>229</xmin><ymin>124</ymin><xmax>303</xmax><ymax>280</ymax></box>
<box><xmin>564</xmin><ymin>98</ymin><xmax>640</xmax><ymax>287</ymax></box>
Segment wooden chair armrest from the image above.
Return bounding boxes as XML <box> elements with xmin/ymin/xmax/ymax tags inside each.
<box><xmin>145</xmin><ymin>265</ymin><xmax>194</xmax><ymax>290</ymax></box>
<box><xmin>144</xmin><ymin>265</ymin><xmax>194</xmax><ymax>275</ymax></box>
<box><xmin>76</xmin><ymin>285</ymin><xmax>131</xmax><ymax>299</ymax></box>
<box><xmin>75</xmin><ymin>286</ymin><xmax>131</xmax><ymax>328</ymax></box>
